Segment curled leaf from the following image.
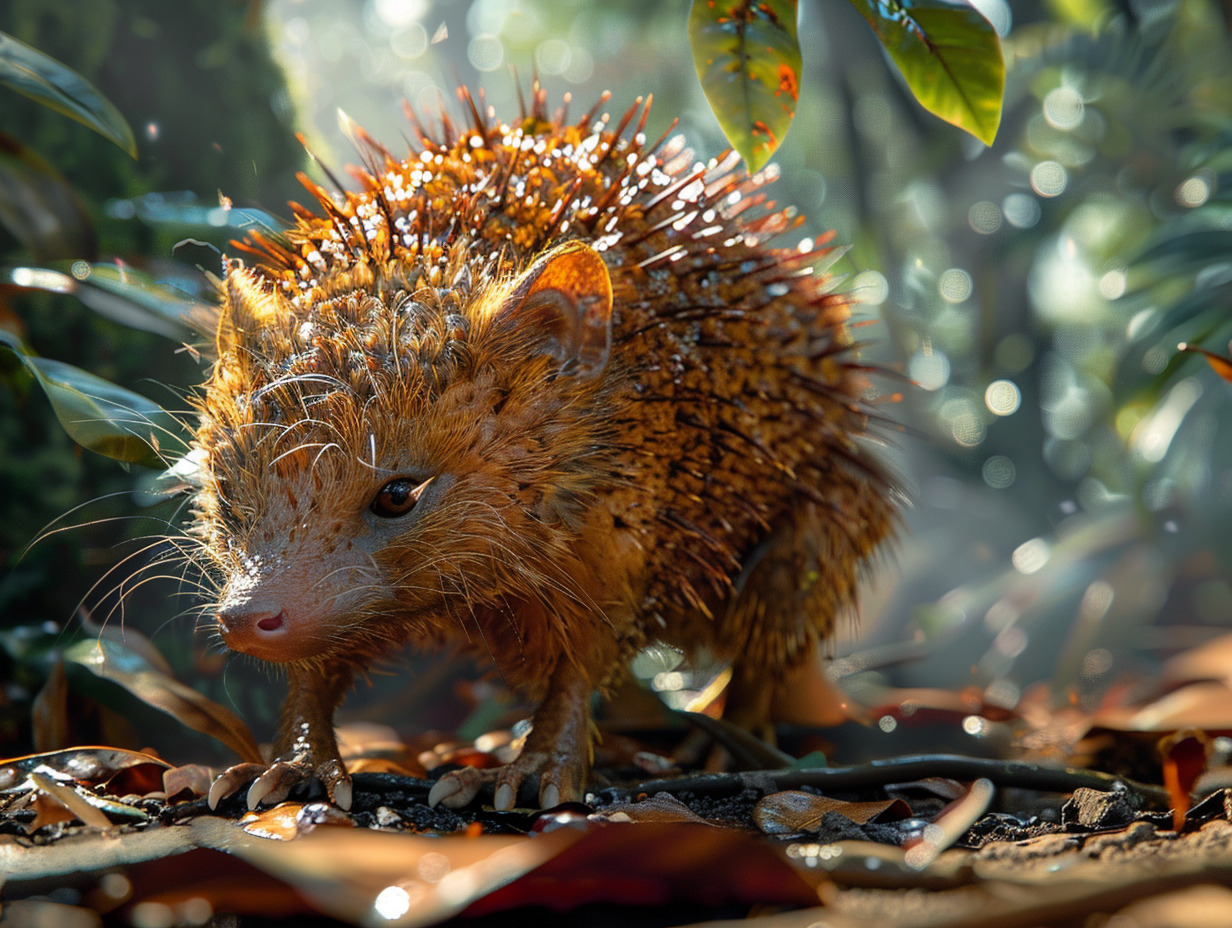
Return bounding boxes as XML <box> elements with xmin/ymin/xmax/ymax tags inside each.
<box><xmin>596</xmin><ymin>792</ymin><xmax>715</xmax><ymax>826</ymax></box>
<box><xmin>690</xmin><ymin>0</ymin><xmax>801</xmax><ymax>171</ymax></box>
<box><xmin>753</xmin><ymin>789</ymin><xmax>911</xmax><ymax>835</ymax></box>
<box><xmin>0</xmin><ymin>330</ymin><xmax>183</xmax><ymax>467</ymax></box>
<box><xmin>0</xmin><ymin>30</ymin><xmax>137</xmax><ymax>157</ymax></box>
<box><xmin>847</xmin><ymin>0</ymin><xmax>1004</xmax><ymax>146</ymax></box>
<box><xmin>64</xmin><ymin>637</ymin><xmax>263</xmax><ymax>765</ymax></box>
<box><xmin>0</xmin><ymin>746</ymin><xmax>169</xmax><ymax>792</ymax></box>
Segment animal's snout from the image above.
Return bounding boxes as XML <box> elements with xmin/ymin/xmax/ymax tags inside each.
<box><xmin>217</xmin><ymin>603</ymin><xmax>291</xmax><ymax>659</ymax></box>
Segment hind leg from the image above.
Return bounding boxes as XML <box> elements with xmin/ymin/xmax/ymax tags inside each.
<box><xmin>717</xmin><ymin>471</ymin><xmax>894</xmax><ymax>737</ymax></box>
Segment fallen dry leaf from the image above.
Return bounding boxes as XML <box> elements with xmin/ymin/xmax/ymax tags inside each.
<box><xmin>593</xmin><ymin>791</ymin><xmax>714</xmax><ymax>825</ymax></box>
<box><xmin>66</xmin><ymin>638</ymin><xmax>263</xmax><ymax>764</ymax></box>
<box><xmin>753</xmin><ymin>790</ymin><xmax>911</xmax><ymax>835</ymax></box>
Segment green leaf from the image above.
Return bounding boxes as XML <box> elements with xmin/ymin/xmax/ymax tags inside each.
<box><xmin>690</xmin><ymin>0</ymin><xmax>802</xmax><ymax>172</ymax></box>
<box><xmin>0</xmin><ymin>330</ymin><xmax>182</xmax><ymax>467</ymax></box>
<box><xmin>0</xmin><ymin>30</ymin><xmax>137</xmax><ymax>158</ymax></box>
<box><xmin>0</xmin><ymin>131</ymin><xmax>96</xmax><ymax>260</ymax></box>
<box><xmin>848</xmin><ymin>0</ymin><xmax>1005</xmax><ymax>146</ymax></box>
<box><xmin>9</xmin><ymin>262</ymin><xmax>215</xmax><ymax>343</ymax></box>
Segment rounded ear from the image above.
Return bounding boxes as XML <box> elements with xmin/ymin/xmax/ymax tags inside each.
<box><xmin>492</xmin><ymin>241</ymin><xmax>613</xmax><ymax>380</ymax></box>
<box><xmin>218</xmin><ymin>262</ymin><xmax>283</xmax><ymax>354</ymax></box>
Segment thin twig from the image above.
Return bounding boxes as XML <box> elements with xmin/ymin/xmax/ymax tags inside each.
<box><xmin>631</xmin><ymin>754</ymin><xmax>1174</xmax><ymax>810</ymax></box>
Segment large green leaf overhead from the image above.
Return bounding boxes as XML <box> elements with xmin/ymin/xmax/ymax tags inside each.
<box><xmin>0</xmin><ymin>330</ymin><xmax>181</xmax><ymax>467</ymax></box>
<box><xmin>0</xmin><ymin>30</ymin><xmax>137</xmax><ymax>157</ymax></box>
<box><xmin>848</xmin><ymin>0</ymin><xmax>1004</xmax><ymax>146</ymax></box>
<box><xmin>689</xmin><ymin>0</ymin><xmax>803</xmax><ymax>172</ymax></box>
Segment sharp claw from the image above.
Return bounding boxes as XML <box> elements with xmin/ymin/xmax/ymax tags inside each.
<box><xmin>540</xmin><ymin>783</ymin><xmax>560</xmax><ymax>809</ymax></box>
<box><xmin>428</xmin><ymin>777</ymin><xmax>462</xmax><ymax>808</ymax></box>
<box><xmin>208</xmin><ymin>777</ymin><xmax>231</xmax><ymax>810</ymax></box>
<box><xmin>247</xmin><ymin>777</ymin><xmax>273</xmax><ymax>810</ymax></box>
<box><xmin>331</xmin><ymin>778</ymin><xmax>353</xmax><ymax>811</ymax></box>
<box><xmin>494</xmin><ymin>782</ymin><xmax>515</xmax><ymax>811</ymax></box>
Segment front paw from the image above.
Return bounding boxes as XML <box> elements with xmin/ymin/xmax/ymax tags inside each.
<box><xmin>427</xmin><ymin>748</ymin><xmax>583</xmax><ymax>811</ymax></box>
<box><xmin>208</xmin><ymin>756</ymin><xmax>351</xmax><ymax>811</ymax></box>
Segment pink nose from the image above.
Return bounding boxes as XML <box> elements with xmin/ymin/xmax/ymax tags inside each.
<box><xmin>217</xmin><ymin>605</ymin><xmax>288</xmax><ymax>656</ymax></box>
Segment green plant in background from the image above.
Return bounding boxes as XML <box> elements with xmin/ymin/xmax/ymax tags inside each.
<box><xmin>838</xmin><ymin>0</ymin><xmax>1232</xmax><ymax>704</ymax></box>
<box><xmin>689</xmin><ymin>0</ymin><xmax>1005</xmax><ymax>170</ymax></box>
<box><xmin>0</xmin><ymin>0</ymin><xmax>305</xmax><ymax>760</ymax></box>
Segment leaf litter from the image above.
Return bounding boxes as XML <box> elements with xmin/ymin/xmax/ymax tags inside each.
<box><xmin>12</xmin><ymin>635</ymin><xmax>1232</xmax><ymax>926</ymax></box>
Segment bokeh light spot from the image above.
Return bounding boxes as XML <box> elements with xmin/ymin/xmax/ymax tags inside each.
<box><xmin>535</xmin><ymin>38</ymin><xmax>572</xmax><ymax>76</ymax></box>
<box><xmin>982</xmin><ymin>455</ymin><xmax>1016</xmax><ymax>488</ymax></box>
<box><xmin>1003</xmin><ymin>193</ymin><xmax>1041</xmax><ymax>229</ymax></box>
<box><xmin>939</xmin><ymin>268</ymin><xmax>973</xmax><ymax>303</ymax></box>
<box><xmin>1176</xmin><ymin>175</ymin><xmax>1211</xmax><ymax>208</ymax></box>
<box><xmin>1030</xmin><ymin>161</ymin><xmax>1068</xmax><ymax>197</ymax></box>
<box><xmin>851</xmin><ymin>269</ymin><xmax>889</xmax><ymax>306</ymax></box>
<box><xmin>1012</xmin><ymin>538</ymin><xmax>1050</xmax><ymax>574</ymax></box>
<box><xmin>968</xmin><ymin>200</ymin><xmax>1002</xmax><ymax>234</ymax></box>
<box><xmin>908</xmin><ymin>348</ymin><xmax>951</xmax><ymax>391</ymax></box>
<box><xmin>984</xmin><ymin>379</ymin><xmax>1021</xmax><ymax>416</ymax></box>
<box><xmin>1043</xmin><ymin>86</ymin><xmax>1084</xmax><ymax>130</ymax></box>
<box><xmin>467</xmin><ymin>34</ymin><xmax>504</xmax><ymax>71</ymax></box>
<box><xmin>391</xmin><ymin>23</ymin><xmax>428</xmax><ymax>58</ymax></box>
<box><xmin>1098</xmin><ymin>268</ymin><xmax>1127</xmax><ymax>300</ymax></box>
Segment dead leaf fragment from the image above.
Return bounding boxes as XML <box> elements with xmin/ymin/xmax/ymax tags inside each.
<box><xmin>1161</xmin><ymin>730</ymin><xmax>1211</xmax><ymax>831</ymax></box>
<box><xmin>66</xmin><ymin>638</ymin><xmax>263</xmax><ymax>764</ymax></box>
<box><xmin>32</xmin><ymin>655</ymin><xmax>70</xmax><ymax>752</ymax></box>
<box><xmin>753</xmin><ymin>789</ymin><xmax>911</xmax><ymax>835</ymax></box>
<box><xmin>162</xmin><ymin>764</ymin><xmax>213</xmax><ymax>801</ymax></box>
<box><xmin>593</xmin><ymin>791</ymin><xmax>714</xmax><ymax>825</ymax></box>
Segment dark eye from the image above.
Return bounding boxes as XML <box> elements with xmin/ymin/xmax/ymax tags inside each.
<box><xmin>370</xmin><ymin>477</ymin><xmax>429</xmax><ymax>518</ymax></box>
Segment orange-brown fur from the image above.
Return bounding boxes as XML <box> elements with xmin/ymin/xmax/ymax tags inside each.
<box><xmin>195</xmin><ymin>86</ymin><xmax>898</xmax><ymax>808</ymax></box>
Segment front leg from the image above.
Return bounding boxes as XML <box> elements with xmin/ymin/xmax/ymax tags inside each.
<box><xmin>209</xmin><ymin>661</ymin><xmax>354</xmax><ymax>810</ymax></box>
<box><xmin>429</xmin><ymin>657</ymin><xmax>593</xmax><ymax>811</ymax></box>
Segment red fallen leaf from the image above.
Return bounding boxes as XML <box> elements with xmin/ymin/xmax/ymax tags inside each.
<box><xmin>1160</xmin><ymin>631</ymin><xmax>1232</xmax><ymax>689</ymax></box>
<box><xmin>467</xmin><ymin>823</ymin><xmax>821</xmax><ymax>915</ymax></box>
<box><xmin>868</xmin><ymin>685</ymin><xmax>1018</xmax><ymax>724</ymax></box>
<box><xmin>103</xmin><ymin>761</ymin><xmax>169</xmax><ymax>797</ymax></box>
<box><xmin>1160</xmin><ymin>730</ymin><xmax>1211</xmax><ymax>831</ymax></box>
<box><xmin>438</xmin><ymin>747</ymin><xmax>502</xmax><ymax>769</ymax></box>
<box><xmin>231</xmin><ymin>824</ymin><xmax>576</xmax><ymax>924</ymax></box>
<box><xmin>753</xmin><ymin>790</ymin><xmax>912</xmax><ymax>835</ymax></box>
<box><xmin>122</xmin><ymin>847</ymin><xmax>314</xmax><ymax>921</ymax></box>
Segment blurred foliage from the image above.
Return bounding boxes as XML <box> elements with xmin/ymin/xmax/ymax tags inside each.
<box><xmin>3</xmin><ymin>0</ymin><xmax>1232</xmax><ymax>763</ymax></box>
<box><xmin>0</xmin><ymin>0</ymin><xmax>304</xmax><ymax>757</ymax></box>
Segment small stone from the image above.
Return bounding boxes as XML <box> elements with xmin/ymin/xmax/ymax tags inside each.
<box><xmin>1061</xmin><ymin>788</ymin><xmax>1135</xmax><ymax>830</ymax></box>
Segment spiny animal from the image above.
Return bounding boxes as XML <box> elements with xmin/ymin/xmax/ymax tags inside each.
<box><xmin>197</xmin><ymin>84</ymin><xmax>899</xmax><ymax>812</ymax></box>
